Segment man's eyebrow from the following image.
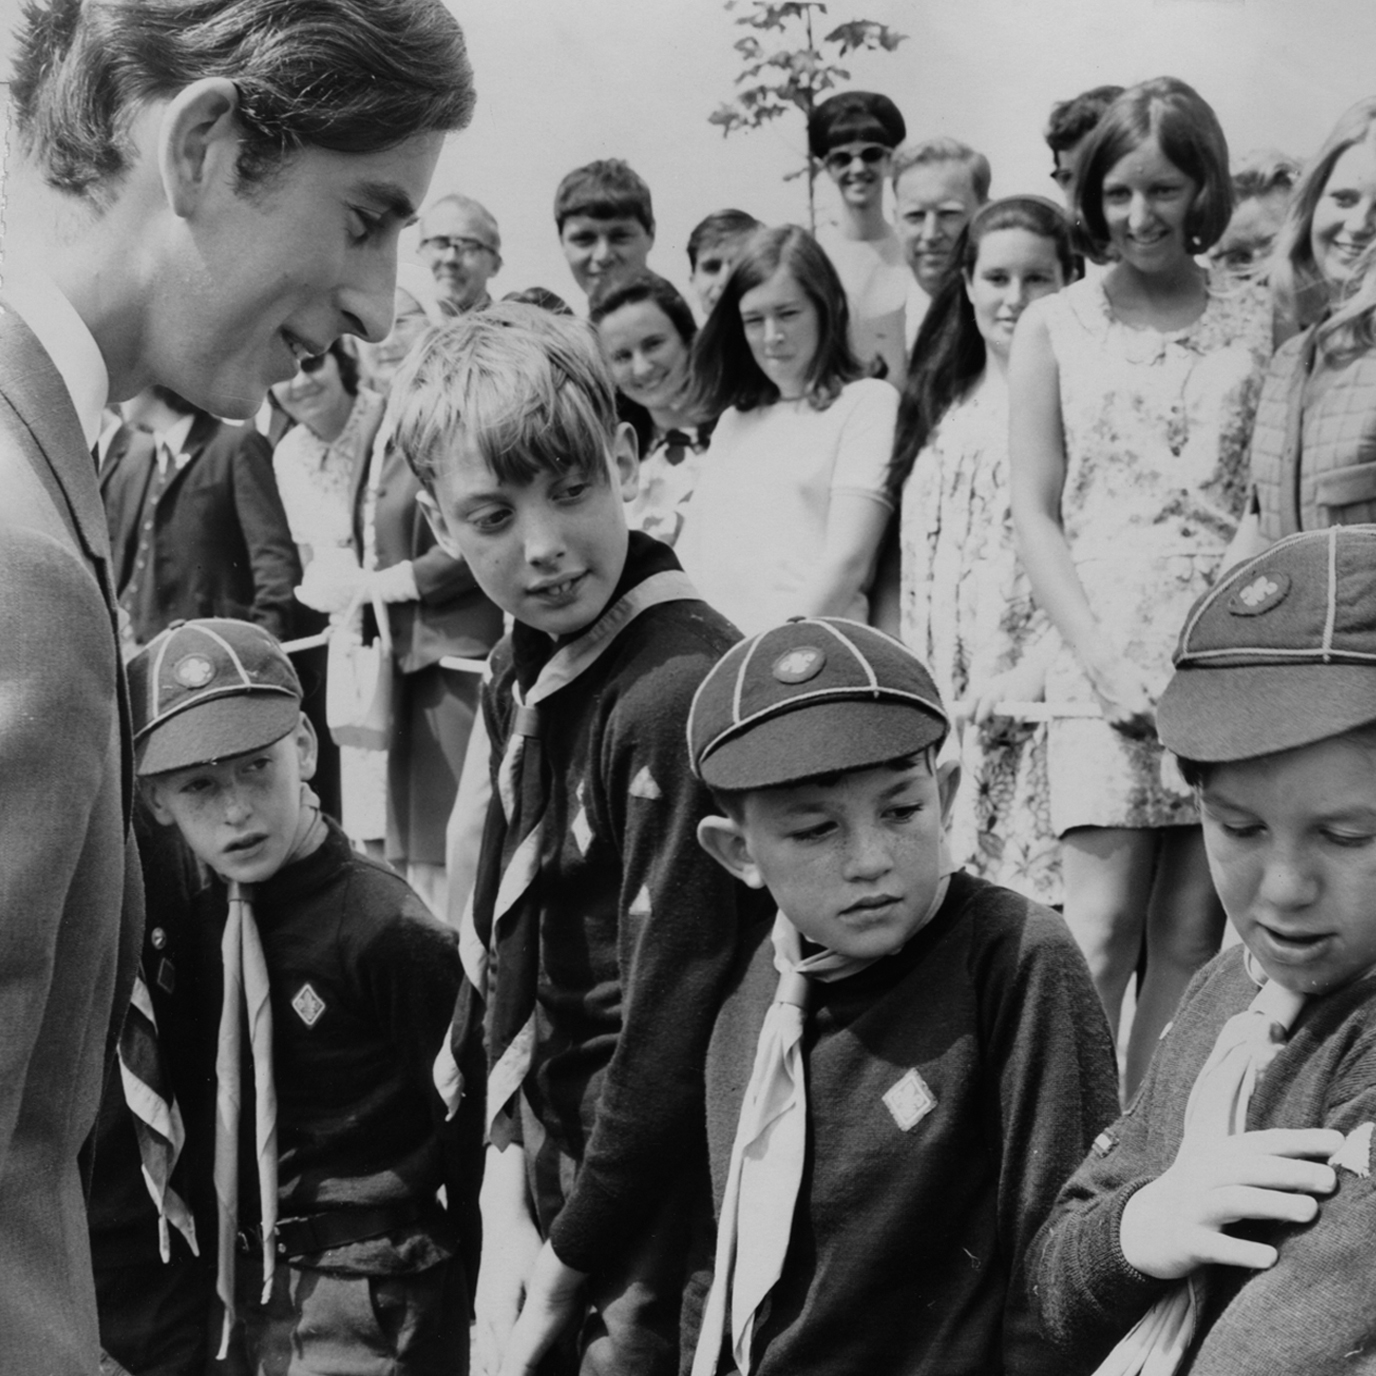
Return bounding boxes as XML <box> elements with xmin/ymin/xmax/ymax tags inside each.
<box><xmin>355</xmin><ymin>179</ymin><xmax>421</xmax><ymax>226</ymax></box>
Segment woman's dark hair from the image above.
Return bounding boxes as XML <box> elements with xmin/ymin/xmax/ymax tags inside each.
<box><xmin>887</xmin><ymin>196</ymin><xmax>1073</xmax><ymax>501</ymax></box>
<box><xmin>1075</xmin><ymin>76</ymin><xmax>1233</xmax><ymax>261</ymax></box>
<box><xmin>12</xmin><ymin>0</ymin><xmax>474</xmax><ymax>199</ymax></box>
<box><xmin>588</xmin><ymin>269</ymin><xmax>697</xmax><ymax>346</ymax></box>
<box><xmin>690</xmin><ymin>224</ymin><xmax>861</xmax><ymax>415</ymax></box>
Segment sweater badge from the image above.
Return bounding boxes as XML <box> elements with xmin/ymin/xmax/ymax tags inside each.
<box><xmin>292</xmin><ymin>982</ymin><xmax>326</xmax><ymax>1028</ymax></box>
<box><xmin>1329</xmin><ymin>1121</ymin><xmax>1374</xmax><ymax>1179</ymax></box>
<box><xmin>883</xmin><ymin>1068</ymin><xmax>936</xmax><ymax>1132</ymax></box>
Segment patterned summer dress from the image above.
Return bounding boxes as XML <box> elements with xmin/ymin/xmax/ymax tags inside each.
<box><xmin>901</xmin><ymin>370</ymin><xmax>1061</xmax><ymax>906</ymax></box>
<box><xmin>626</xmin><ymin>422</ymin><xmax>711</xmax><ymax>549</ymax></box>
<box><xmin>1039</xmin><ymin>272</ymin><xmax>1272</xmax><ymax>833</ymax></box>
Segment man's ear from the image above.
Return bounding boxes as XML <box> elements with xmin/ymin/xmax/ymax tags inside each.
<box><xmin>294</xmin><ymin>712</ymin><xmax>318</xmax><ymax>783</ymax></box>
<box><xmin>611</xmin><ymin>421</ymin><xmax>639</xmax><ymax>504</ymax></box>
<box><xmin>142</xmin><ymin>777</ymin><xmax>175</xmax><ymax>827</ymax></box>
<box><xmin>697</xmin><ymin>814</ymin><xmax>766</xmax><ymax>889</ymax></box>
<box><xmin>936</xmin><ymin>756</ymin><xmax>961</xmax><ymax>826</ymax></box>
<box><xmin>158</xmin><ymin>78</ymin><xmax>244</xmax><ymax>219</ymax></box>
<box><xmin>416</xmin><ymin>486</ymin><xmax>464</xmax><ymax>560</ymax></box>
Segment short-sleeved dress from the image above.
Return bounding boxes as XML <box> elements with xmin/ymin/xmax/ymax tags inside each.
<box><xmin>901</xmin><ymin>370</ymin><xmax>1061</xmax><ymax>906</ymax></box>
<box><xmin>1039</xmin><ymin>273</ymin><xmax>1272</xmax><ymax>833</ymax></box>
<box><xmin>677</xmin><ymin>377</ymin><xmax>897</xmax><ymax>635</ymax></box>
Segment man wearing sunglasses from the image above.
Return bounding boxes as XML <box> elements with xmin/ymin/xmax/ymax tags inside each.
<box><xmin>809</xmin><ymin>90</ymin><xmax>910</xmax><ymax>383</ymax></box>
<box><xmin>420</xmin><ymin>193</ymin><xmax>504</xmax><ymax>316</ymax></box>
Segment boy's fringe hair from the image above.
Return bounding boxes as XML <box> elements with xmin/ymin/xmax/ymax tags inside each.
<box><xmin>554</xmin><ymin>158</ymin><xmax>654</xmax><ymax>234</ymax></box>
<box><xmin>389</xmin><ymin>302</ymin><xmax>621</xmax><ymax>493</ymax></box>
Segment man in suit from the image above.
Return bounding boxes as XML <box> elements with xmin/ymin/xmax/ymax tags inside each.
<box><xmin>0</xmin><ymin>3</ymin><xmax>474</xmax><ymax>1371</ymax></box>
<box><xmin>101</xmin><ymin>387</ymin><xmax>299</xmax><ymax>648</ymax></box>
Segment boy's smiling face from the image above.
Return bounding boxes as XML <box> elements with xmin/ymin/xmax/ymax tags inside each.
<box><xmin>421</xmin><ymin>427</ymin><xmax>638</xmax><ymax>638</ymax></box>
<box><xmin>1198</xmin><ymin>731</ymin><xmax>1376</xmax><ymax>996</ymax></box>
<box><xmin>144</xmin><ymin>719</ymin><xmax>317</xmax><ymax>884</ymax></box>
<box><xmin>700</xmin><ymin>754</ymin><xmax>957</xmax><ymax>960</ymax></box>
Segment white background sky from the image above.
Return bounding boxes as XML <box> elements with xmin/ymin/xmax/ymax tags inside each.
<box><xmin>5</xmin><ymin>0</ymin><xmax>1376</xmax><ymax>311</ymax></box>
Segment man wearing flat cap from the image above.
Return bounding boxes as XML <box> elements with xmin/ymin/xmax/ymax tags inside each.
<box><xmin>809</xmin><ymin>90</ymin><xmax>910</xmax><ymax>382</ymax></box>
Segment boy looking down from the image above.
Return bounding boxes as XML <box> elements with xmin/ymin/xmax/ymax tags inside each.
<box><xmin>685</xmin><ymin>617</ymin><xmax>1118</xmax><ymax>1375</ymax></box>
<box><xmin>129</xmin><ymin>619</ymin><xmax>472</xmax><ymax>1373</ymax></box>
<box><xmin>1035</xmin><ymin>526</ymin><xmax>1376</xmax><ymax>1375</ymax></box>
<box><xmin>391</xmin><ymin>303</ymin><xmax>764</xmax><ymax>1374</ymax></box>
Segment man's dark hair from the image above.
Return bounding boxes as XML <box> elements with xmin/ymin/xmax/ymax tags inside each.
<box><xmin>1044</xmin><ymin>84</ymin><xmax>1125</xmax><ymax>155</ymax></box>
<box><xmin>553</xmin><ymin>159</ymin><xmax>654</xmax><ymax>235</ymax></box>
<box><xmin>12</xmin><ymin>0</ymin><xmax>474</xmax><ymax>199</ymax></box>
<box><xmin>686</xmin><ymin>209</ymin><xmax>760</xmax><ymax>271</ymax></box>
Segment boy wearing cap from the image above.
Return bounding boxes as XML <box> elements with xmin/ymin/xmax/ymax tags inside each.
<box><xmin>128</xmin><ymin>618</ymin><xmax>475</xmax><ymax>1374</ymax></box>
<box><xmin>391</xmin><ymin>302</ymin><xmax>764</xmax><ymax>1375</ymax></box>
<box><xmin>1034</xmin><ymin>525</ymin><xmax>1376</xmax><ymax>1376</ymax></box>
<box><xmin>809</xmin><ymin>91</ymin><xmax>910</xmax><ymax>382</ymax></box>
<box><xmin>686</xmin><ymin>616</ymin><xmax>1118</xmax><ymax>1376</ymax></box>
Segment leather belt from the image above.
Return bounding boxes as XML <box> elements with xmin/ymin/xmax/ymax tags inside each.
<box><xmin>240</xmin><ymin>1200</ymin><xmax>428</xmax><ymax>1259</ymax></box>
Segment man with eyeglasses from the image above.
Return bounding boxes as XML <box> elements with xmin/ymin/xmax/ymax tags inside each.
<box><xmin>420</xmin><ymin>193</ymin><xmax>503</xmax><ymax>316</ymax></box>
<box><xmin>809</xmin><ymin>90</ymin><xmax>910</xmax><ymax>383</ymax></box>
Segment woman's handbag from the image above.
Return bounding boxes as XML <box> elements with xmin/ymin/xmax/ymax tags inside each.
<box><xmin>325</xmin><ymin>583</ymin><xmax>394</xmax><ymax>750</ymax></box>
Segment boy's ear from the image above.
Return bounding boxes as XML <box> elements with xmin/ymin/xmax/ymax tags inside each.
<box><xmin>612</xmin><ymin>421</ymin><xmax>639</xmax><ymax>504</ymax></box>
<box><xmin>697</xmin><ymin>814</ymin><xmax>767</xmax><ymax>889</ymax></box>
<box><xmin>936</xmin><ymin>756</ymin><xmax>961</xmax><ymax>826</ymax></box>
<box><xmin>157</xmin><ymin>78</ymin><xmax>243</xmax><ymax>219</ymax></box>
<box><xmin>416</xmin><ymin>486</ymin><xmax>465</xmax><ymax>560</ymax></box>
<box><xmin>142</xmin><ymin>777</ymin><xmax>176</xmax><ymax>827</ymax></box>
<box><xmin>294</xmin><ymin>712</ymin><xmax>318</xmax><ymax>783</ymax></box>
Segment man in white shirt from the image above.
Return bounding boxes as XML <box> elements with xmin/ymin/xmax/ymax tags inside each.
<box><xmin>420</xmin><ymin>193</ymin><xmax>504</xmax><ymax>316</ymax></box>
<box><xmin>891</xmin><ymin>138</ymin><xmax>991</xmax><ymax>353</ymax></box>
<box><xmin>0</xmin><ymin>3</ymin><xmax>473</xmax><ymax>1372</ymax></box>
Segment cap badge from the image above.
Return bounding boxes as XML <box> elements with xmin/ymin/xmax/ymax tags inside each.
<box><xmin>173</xmin><ymin>653</ymin><xmax>215</xmax><ymax>688</ymax></box>
<box><xmin>1228</xmin><ymin>572</ymin><xmax>1290</xmax><ymax>617</ymax></box>
<box><xmin>772</xmin><ymin>646</ymin><xmax>826</xmax><ymax>684</ymax></box>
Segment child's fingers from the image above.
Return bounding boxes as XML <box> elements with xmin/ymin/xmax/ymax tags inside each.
<box><xmin>1206</xmin><ymin>1183</ymin><xmax>1321</xmax><ymax>1229</ymax></box>
<box><xmin>1189</xmin><ymin>1229</ymin><xmax>1279</xmax><ymax>1272</ymax></box>
<box><xmin>1234</xmin><ymin>1127</ymin><xmax>1345</xmax><ymax>1162</ymax></box>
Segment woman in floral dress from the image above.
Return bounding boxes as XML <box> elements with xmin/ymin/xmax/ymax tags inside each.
<box><xmin>888</xmin><ymin>196</ymin><xmax>1074</xmax><ymax>907</ymax></box>
<box><xmin>1011</xmin><ymin>78</ymin><xmax>1274</xmax><ymax>1095</ymax></box>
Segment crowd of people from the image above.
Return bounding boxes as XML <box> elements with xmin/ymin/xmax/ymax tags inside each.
<box><xmin>9</xmin><ymin>2</ymin><xmax>1376</xmax><ymax>1375</ymax></box>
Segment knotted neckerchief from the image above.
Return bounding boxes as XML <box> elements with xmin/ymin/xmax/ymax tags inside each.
<box><xmin>692</xmin><ymin>859</ymin><xmax>955</xmax><ymax>1376</ymax></box>
<box><xmin>213</xmin><ymin>788</ymin><xmax>328</xmax><ymax>1359</ymax></box>
<box><xmin>1089</xmin><ymin>957</ymin><xmax>1305</xmax><ymax>1376</ymax></box>
<box><xmin>433</xmin><ymin>568</ymin><xmax>699</xmax><ymax>1129</ymax></box>
<box><xmin>117</xmin><ymin>965</ymin><xmax>199</xmax><ymax>1263</ymax></box>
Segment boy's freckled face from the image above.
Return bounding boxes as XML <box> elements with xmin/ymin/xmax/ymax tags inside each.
<box><xmin>560</xmin><ymin>214</ymin><xmax>654</xmax><ymax>295</ymax></box>
<box><xmin>145</xmin><ymin>726</ymin><xmax>315</xmax><ymax>884</ymax></box>
<box><xmin>427</xmin><ymin>432</ymin><xmax>636</xmax><ymax>638</ymax></box>
<box><xmin>734</xmin><ymin>758</ymin><xmax>949</xmax><ymax>960</ymax></box>
<box><xmin>1199</xmin><ymin>733</ymin><xmax>1376</xmax><ymax>996</ymax></box>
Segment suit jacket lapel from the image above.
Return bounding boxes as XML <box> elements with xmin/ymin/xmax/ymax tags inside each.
<box><xmin>0</xmin><ymin>305</ymin><xmax>112</xmax><ymax>568</ymax></box>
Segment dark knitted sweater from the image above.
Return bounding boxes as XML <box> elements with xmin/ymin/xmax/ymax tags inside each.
<box><xmin>1033</xmin><ymin>945</ymin><xmax>1376</xmax><ymax>1374</ymax></box>
<box><xmin>479</xmin><ymin>533</ymin><xmax>768</xmax><ymax>1275</ymax></box>
<box><xmin>226</xmin><ymin>821</ymin><xmax>472</xmax><ymax>1275</ymax></box>
<box><xmin>696</xmin><ymin>871</ymin><xmax>1119</xmax><ymax>1376</ymax></box>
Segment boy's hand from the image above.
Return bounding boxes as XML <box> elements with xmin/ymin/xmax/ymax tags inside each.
<box><xmin>474</xmin><ymin>1146</ymin><xmax>544</xmax><ymax>1376</ymax></box>
<box><xmin>497</xmin><ymin>1241</ymin><xmax>586</xmax><ymax>1376</ymax></box>
<box><xmin>1120</xmin><ymin>1128</ymin><xmax>1343</xmax><ymax>1279</ymax></box>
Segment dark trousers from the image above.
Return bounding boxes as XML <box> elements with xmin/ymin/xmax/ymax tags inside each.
<box><xmin>219</xmin><ymin>1255</ymin><xmax>468</xmax><ymax>1376</ymax></box>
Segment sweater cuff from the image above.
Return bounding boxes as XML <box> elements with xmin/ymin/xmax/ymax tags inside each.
<box><xmin>1094</xmin><ymin>1178</ymin><xmax>1173</xmax><ymax>1319</ymax></box>
<box><xmin>546</xmin><ymin>1171</ymin><xmax>627</xmax><ymax>1275</ymax></box>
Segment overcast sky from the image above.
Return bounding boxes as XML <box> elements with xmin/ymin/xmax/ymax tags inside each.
<box><xmin>5</xmin><ymin>0</ymin><xmax>1376</xmax><ymax>311</ymax></box>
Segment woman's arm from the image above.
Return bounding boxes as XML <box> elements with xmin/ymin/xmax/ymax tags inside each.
<box><xmin>1008</xmin><ymin>305</ymin><xmax>1153</xmax><ymax>735</ymax></box>
<box><xmin>797</xmin><ymin>492</ymin><xmax>893</xmax><ymax>619</ymax></box>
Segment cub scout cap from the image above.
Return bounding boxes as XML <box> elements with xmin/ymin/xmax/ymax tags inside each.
<box><xmin>1157</xmin><ymin>526</ymin><xmax>1376</xmax><ymax>762</ymax></box>
<box><xmin>129</xmin><ymin>619</ymin><xmax>302</xmax><ymax>776</ymax></box>
<box><xmin>688</xmin><ymin>617</ymin><xmax>948</xmax><ymax>791</ymax></box>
